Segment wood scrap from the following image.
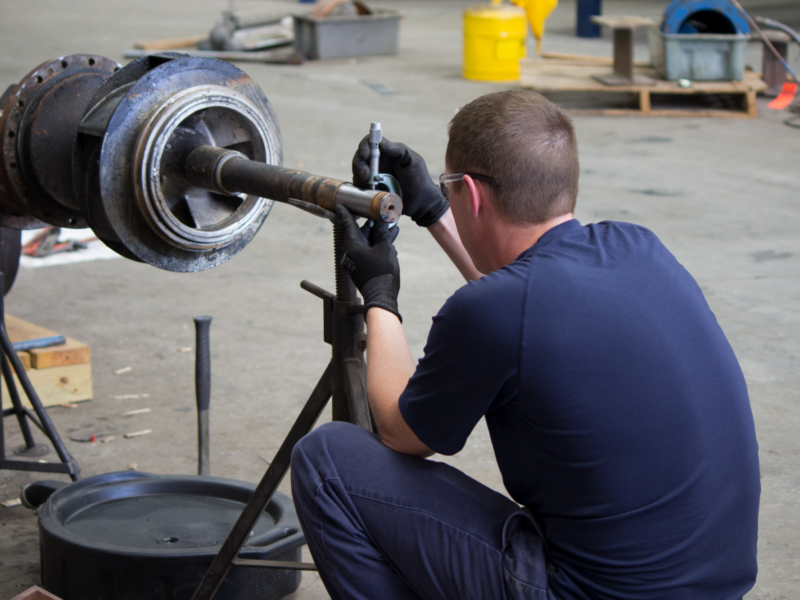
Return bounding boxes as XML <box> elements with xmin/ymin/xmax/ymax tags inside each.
<box><xmin>121</xmin><ymin>408</ymin><xmax>151</xmax><ymax>417</ymax></box>
<box><xmin>541</xmin><ymin>52</ymin><xmax>651</xmax><ymax>67</ymax></box>
<box><xmin>125</xmin><ymin>429</ymin><xmax>152</xmax><ymax>439</ymax></box>
<box><xmin>133</xmin><ymin>36</ymin><xmax>207</xmax><ymax>51</ymax></box>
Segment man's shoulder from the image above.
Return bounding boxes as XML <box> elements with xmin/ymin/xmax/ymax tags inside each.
<box><xmin>436</xmin><ymin>260</ymin><xmax>531</xmax><ymax>335</ymax></box>
<box><xmin>449</xmin><ymin>257</ymin><xmax>532</xmax><ymax>306</ymax></box>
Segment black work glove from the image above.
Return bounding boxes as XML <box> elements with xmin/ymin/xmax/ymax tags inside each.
<box><xmin>352</xmin><ymin>136</ymin><xmax>449</xmax><ymax>228</ymax></box>
<box><xmin>333</xmin><ymin>205</ymin><xmax>402</xmax><ymax>322</ymax></box>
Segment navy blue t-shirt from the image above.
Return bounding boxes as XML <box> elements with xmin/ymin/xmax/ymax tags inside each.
<box><xmin>399</xmin><ymin>220</ymin><xmax>760</xmax><ymax>600</ymax></box>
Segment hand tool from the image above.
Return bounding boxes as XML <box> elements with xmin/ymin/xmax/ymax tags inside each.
<box><xmin>194</xmin><ymin>316</ymin><xmax>212</xmax><ymax>477</ymax></box>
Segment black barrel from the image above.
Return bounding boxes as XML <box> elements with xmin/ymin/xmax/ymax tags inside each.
<box><xmin>38</xmin><ymin>471</ymin><xmax>304</xmax><ymax>599</ymax></box>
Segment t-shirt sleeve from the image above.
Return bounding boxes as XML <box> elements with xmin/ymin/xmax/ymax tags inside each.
<box><xmin>398</xmin><ymin>271</ymin><xmax>524</xmax><ymax>455</ymax></box>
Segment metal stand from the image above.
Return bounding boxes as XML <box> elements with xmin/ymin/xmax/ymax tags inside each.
<box><xmin>0</xmin><ymin>272</ymin><xmax>81</xmax><ymax>481</ymax></box>
<box><xmin>590</xmin><ymin>16</ymin><xmax>656</xmax><ymax>86</ymax></box>
<box><xmin>191</xmin><ymin>222</ymin><xmax>372</xmax><ymax>600</ymax></box>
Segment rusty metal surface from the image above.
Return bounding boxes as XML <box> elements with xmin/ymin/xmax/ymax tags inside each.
<box><xmin>0</xmin><ymin>55</ymin><xmax>118</xmax><ymax>227</ymax></box>
<box><xmin>186</xmin><ymin>146</ymin><xmax>401</xmax><ymax>222</ymax></box>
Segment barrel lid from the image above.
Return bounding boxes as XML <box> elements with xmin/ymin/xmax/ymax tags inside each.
<box><xmin>38</xmin><ymin>470</ymin><xmax>303</xmax><ymax>559</ymax></box>
<box><xmin>465</xmin><ymin>2</ymin><xmax>526</xmax><ymax>19</ymax></box>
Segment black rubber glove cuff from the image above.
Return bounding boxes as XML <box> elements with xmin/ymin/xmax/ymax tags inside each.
<box><xmin>361</xmin><ymin>274</ymin><xmax>401</xmax><ymax>323</ymax></box>
<box><xmin>415</xmin><ymin>191</ymin><xmax>449</xmax><ymax>228</ymax></box>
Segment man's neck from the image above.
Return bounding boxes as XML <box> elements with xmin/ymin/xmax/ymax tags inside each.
<box><xmin>488</xmin><ymin>213</ymin><xmax>574</xmax><ymax>271</ymax></box>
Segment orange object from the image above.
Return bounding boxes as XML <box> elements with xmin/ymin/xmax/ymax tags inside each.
<box><xmin>768</xmin><ymin>82</ymin><xmax>798</xmax><ymax>110</ymax></box>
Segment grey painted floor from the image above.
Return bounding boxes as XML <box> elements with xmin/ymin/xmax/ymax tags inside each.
<box><xmin>1</xmin><ymin>0</ymin><xmax>799</xmax><ymax>598</ymax></box>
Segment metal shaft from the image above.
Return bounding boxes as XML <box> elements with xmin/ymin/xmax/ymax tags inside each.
<box><xmin>184</xmin><ymin>146</ymin><xmax>402</xmax><ymax>223</ymax></box>
<box><xmin>194</xmin><ymin>316</ymin><xmax>212</xmax><ymax>477</ymax></box>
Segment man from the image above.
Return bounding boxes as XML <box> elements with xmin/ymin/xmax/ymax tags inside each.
<box><xmin>290</xmin><ymin>90</ymin><xmax>760</xmax><ymax>600</ymax></box>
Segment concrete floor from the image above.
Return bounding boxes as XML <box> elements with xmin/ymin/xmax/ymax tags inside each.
<box><xmin>1</xmin><ymin>0</ymin><xmax>799</xmax><ymax>598</ymax></box>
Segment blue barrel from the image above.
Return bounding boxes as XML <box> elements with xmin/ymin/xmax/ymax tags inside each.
<box><xmin>661</xmin><ymin>0</ymin><xmax>749</xmax><ymax>35</ymax></box>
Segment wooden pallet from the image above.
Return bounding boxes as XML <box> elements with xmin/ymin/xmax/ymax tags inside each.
<box><xmin>520</xmin><ymin>59</ymin><xmax>768</xmax><ymax>118</ymax></box>
<box><xmin>1</xmin><ymin>315</ymin><xmax>93</xmax><ymax>410</ymax></box>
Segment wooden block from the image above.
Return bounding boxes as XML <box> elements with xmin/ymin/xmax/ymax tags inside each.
<box><xmin>5</xmin><ymin>315</ymin><xmax>90</xmax><ymax>369</ymax></box>
<box><xmin>10</xmin><ymin>586</ymin><xmax>63</xmax><ymax>600</ymax></box>
<box><xmin>29</xmin><ymin>337</ymin><xmax>91</xmax><ymax>369</ymax></box>
<box><xmin>639</xmin><ymin>90</ymin><xmax>651</xmax><ymax>113</ymax></box>
<box><xmin>5</xmin><ymin>314</ymin><xmax>57</xmax><ymax>343</ymax></box>
<box><xmin>16</xmin><ymin>351</ymin><xmax>30</xmax><ymax>371</ymax></box>
<box><xmin>1</xmin><ymin>362</ymin><xmax>93</xmax><ymax>410</ymax></box>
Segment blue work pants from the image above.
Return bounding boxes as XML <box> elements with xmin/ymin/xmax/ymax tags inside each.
<box><xmin>290</xmin><ymin>421</ymin><xmax>556</xmax><ymax>600</ymax></box>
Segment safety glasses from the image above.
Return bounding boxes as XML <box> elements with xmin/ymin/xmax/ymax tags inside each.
<box><xmin>438</xmin><ymin>173</ymin><xmax>499</xmax><ymax>200</ymax></box>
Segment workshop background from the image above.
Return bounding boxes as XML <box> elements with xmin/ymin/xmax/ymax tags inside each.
<box><xmin>0</xmin><ymin>0</ymin><xmax>799</xmax><ymax>598</ymax></box>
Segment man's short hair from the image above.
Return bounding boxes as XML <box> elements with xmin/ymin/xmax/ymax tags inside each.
<box><xmin>445</xmin><ymin>90</ymin><xmax>579</xmax><ymax>224</ymax></box>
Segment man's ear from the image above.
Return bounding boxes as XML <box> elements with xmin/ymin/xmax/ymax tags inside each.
<box><xmin>462</xmin><ymin>174</ymin><xmax>482</xmax><ymax>218</ymax></box>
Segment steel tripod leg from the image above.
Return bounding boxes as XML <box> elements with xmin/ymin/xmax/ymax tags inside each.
<box><xmin>191</xmin><ymin>361</ymin><xmax>334</xmax><ymax>600</ymax></box>
<box><xmin>0</xmin><ymin>275</ymin><xmax>80</xmax><ymax>480</ymax></box>
<box><xmin>0</xmin><ymin>353</ymin><xmax>38</xmax><ymax>450</ymax></box>
<box><xmin>0</xmin><ymin>325</ymin><xmax>80</xmax><ymax>479</ymax></box>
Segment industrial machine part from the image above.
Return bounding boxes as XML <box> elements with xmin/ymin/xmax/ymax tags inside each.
<box><xmin>38</xmin><ymin>471</ymin><xmax>304</xmax><ymax>600</ymax></box>
<box><xmin>0</xmin><ymin>53</ymin><xmax>401</xmax><ymax>273</ymax></box>
<box><xmin>0</xmin><ymin>226</ymin><xmax>20</xmax><ymax>294</ymax></box>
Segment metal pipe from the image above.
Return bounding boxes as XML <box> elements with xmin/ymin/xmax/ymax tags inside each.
<box><xmin>184</xmin><ymin>146</ymin><xmax>402</xmax><ymax>223</ymax></box>
<box><xmin>755</xmin><ymin>16</ymin><xmax>800</xmax><ymax>48</ymax></box>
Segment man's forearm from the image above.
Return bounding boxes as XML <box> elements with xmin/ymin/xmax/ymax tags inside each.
<box><xmin>428</xmin><ymin>209</ymin><xmax>483</xmax><ymax>282</ymax></box>
<box><xmin>365</xmin><ymin>308</ymin><xmax>433</xmax><ymax>457</ymax></box>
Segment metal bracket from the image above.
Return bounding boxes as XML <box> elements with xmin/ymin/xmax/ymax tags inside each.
<box><xmin>368</xmin><ymin>173</ymin><xmax>402</xmax><ymax>197</ymax></box>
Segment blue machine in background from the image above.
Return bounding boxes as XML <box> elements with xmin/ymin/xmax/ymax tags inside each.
<box><xmin>661</xmin><ymin>0</ymin><xmax>750</xmax><ymax>35</ymax></box>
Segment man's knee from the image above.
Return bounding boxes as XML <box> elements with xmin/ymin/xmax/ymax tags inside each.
<box><xmin>291</xmin><ymin>422</ymin><xmax>375</xmax><ymax>489</ymax></box>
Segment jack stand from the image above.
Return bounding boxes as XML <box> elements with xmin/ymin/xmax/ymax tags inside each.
<box><xmin>0</xmin><ymin>272</ymin><xmax>81</xmax><ymax>481</ymax></box>
<box><xmin>192</xmin><ymin>221</ymin><xmax>373</xmax><ymax>600</ymax></box>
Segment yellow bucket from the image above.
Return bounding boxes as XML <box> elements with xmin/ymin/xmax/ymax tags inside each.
<box><xmin>463</xmin><ymin>2</ymin><xmax>527</xmax><ymax>81</ymax></box>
